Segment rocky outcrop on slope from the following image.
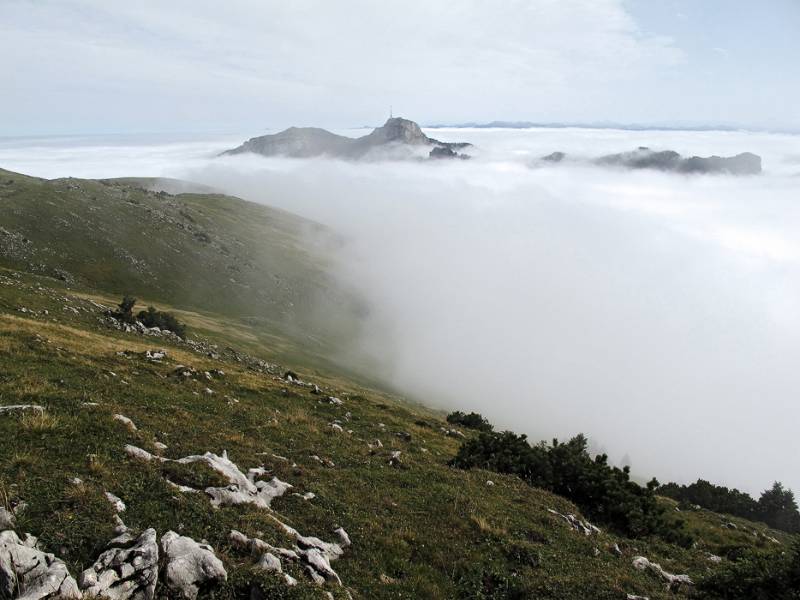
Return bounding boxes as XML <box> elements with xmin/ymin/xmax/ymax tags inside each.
<box><xmin>0</xmin><ymin>531</ymin><xmax>81</xmax><ymax>599</ymax></box>
<box><xmin>160</xmin><ymin>532</ymin><xmax>227</xmax><ymax>600</ymax></box>
<box><xmin>79</xmin><ymin>529</ymin><xmax>159</xmax><ymax>600</ymax></box>
<box><xmin>221</xmin><ymin>117</ymin><xmax>471</xmax><ymax>160</ymax></box>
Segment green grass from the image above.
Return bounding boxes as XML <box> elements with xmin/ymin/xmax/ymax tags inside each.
<box><xmin>0</xmin><ymin>268</ymin><xmax>795</xmax><ymax>599</ymax></box>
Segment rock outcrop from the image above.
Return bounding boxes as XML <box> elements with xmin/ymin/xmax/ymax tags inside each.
<box><xmin>124</xmin><ymin>447</ymin><xmax>293</xmax><ymax>509</ymax></box>
<box><xmin>221</xmin><ymin>117</ymin><xmax>471</xmax><ymax>160</ymax></box>
<box><xmin>79</xmin><ymin>528</ymin><xmax>159</xmax><ymax>600</ymax></box>
<box><xmin>0</xmin><ymin>530</ymin><xmax>81</xmax><ymax>600</ymax></box>
<box><xmin>541</xmin><ymin>146</ymin><xmax>762</xmax><ymax>175</ymax></box>
<box><xmin>632</xmin><ymin>555</ymin><xmax>693</xmax><ymax>589</ymax></box>
<box><xmin>160</xmin><ymin>531</ymin><xmax>227</xmax><ymax>600</ymax></box>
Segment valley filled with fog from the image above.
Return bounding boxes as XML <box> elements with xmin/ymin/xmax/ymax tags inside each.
<box><xmin>3</xmin><ymin>126</ymin><xmax>799</xmax><ymax>495</ymax></box>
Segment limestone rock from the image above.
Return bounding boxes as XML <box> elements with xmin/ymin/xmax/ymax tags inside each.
<box><xmin>0</xmin><ymin>530</ymin><xmax>81</xmax><ymax>599</ymax></box>
<box><xmin>79</xmin><ymin>528</ymin><xmax>159</xmax><ymax>600</ymax></box>
<box><xmin>0</xmin><ymin>507</ymin><xmax>15</xmax><ymax>530</ymax></box>
<box><xmin>113</xmin><ymin>414</ymin><xmax>137</xmax><ymax>431</ymax></box>
<box><xmin>160</xmin><ymin>531</ymin><xmax>226</xmax><ymax>600</ymax></box>
<box><xmin>632</xmin><ymin>555</ymin><xmax>693</xmax><ymax>588</ymax></box>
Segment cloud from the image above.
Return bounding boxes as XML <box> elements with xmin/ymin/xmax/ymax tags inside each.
<box><xmin>171</xmin><ymin>127</ymin><xmax>798</xmax><ymax>497</ymax></box>
<box><xmin>0</xmin><ymin>0</ymin><xmax>682</xmax><ymax>133</ymax></box>
<box><xmin>3</xmin><ymin>126</ymin><xmax>800</xmax><ymax>498</ymax></box>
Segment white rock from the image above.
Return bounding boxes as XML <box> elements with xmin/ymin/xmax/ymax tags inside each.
<box><xmin>0</xmin><ymin>507</ymin><xmax>14</xmax><ymax>530</ymax></box>
<box><xmin>113</xmin><ymin>414</ymin><xmax>137</xmax><ymax>430</ymax></box>
<box><xmin>104</xmin><ymin>492</ymin><xmax>126</xmax><ymax>513</ymax></box>
<box><xmin>255</xmin><ymin>552</ymin><xmax>282</xmax><ymax>573</ymax></box>
<box><xmin>486</xmin><ymin>480</ymin><xmax>495</xmax><ymax>487</ymax></box>
<box><xmin>333</xmin><ymin>527</ymin><xmax>351</xmax><ymax>547</ymax></box>
<box><xmin>0</xmin><ymin>530</ymin><xmax>81</xmax><ymax>599</ymax></box>
<box><xmin>329</xmin><ymin>423</ymin><xmax>344</xmax><ymax>433</ymax></box>
<box><xmin>632</xmin><ymin>556</ymin><xmax>693</xmax><ymax>587</ymax></box>
<box><xmin>547</xmin><ymin>509</ymin><xmax>600</xmax><ymax>536</ymax></box>
<box><xmin>79</xmin><ymin>528</ymin><xmax>159</xmax><ymax>600</ymax></box>
<box><xmin>125</xmin><ymin>445</ymin><xmax>162</xmax><ymax>462</ymax></box>
<box><xmin>160</xmin><ymin>531</ymin><xmax>227</xmax><ymax>600</ymax></box>
<box><xmin>292</xmin><ymin>492</ymin><xmax>316</xmax><ymax>501</ymax></box>
<box><xmin>153</xmin><ymin>442</ymin><xmax>168</xmax><ymax>452</ymax></box>
<box><xmin>132</xmin><ymin>450</ymin><xmax>293</xmax><ymax>509</ymax></box>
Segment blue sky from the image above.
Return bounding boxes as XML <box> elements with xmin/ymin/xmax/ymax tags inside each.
<box><xmin>1</xmin><ymin>0</ymin><xmax>798</xmax><ymax>135</ymax></box>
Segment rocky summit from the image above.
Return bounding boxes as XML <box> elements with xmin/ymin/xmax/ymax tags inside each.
<box><xmin>220</xmin><ymin>117</ymin><xmax>471</xmax><ymax>160</ymax></box>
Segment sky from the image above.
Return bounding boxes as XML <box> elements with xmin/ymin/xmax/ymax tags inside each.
<box><xmin>2</xmin><ymin>0</ymin><xmax>799</xmax><ymax>135</ymax></box>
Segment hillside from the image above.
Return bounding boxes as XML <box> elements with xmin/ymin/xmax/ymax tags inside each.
<box><xmin>0</xmin><ymin>168</ymin><xmax>358</xmax><ymax>367</ymax></box>
<box><xmin>1</xmin><ymin>168</ymin><xmax>798</xmax><ymax>599</ymax></box>
<box><xmin>221</xmin><ymin>118</ymin><xmax>471</xmax><ymax>160</ymax></box>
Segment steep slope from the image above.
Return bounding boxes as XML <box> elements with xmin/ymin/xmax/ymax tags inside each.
<box><xmin>1</xmin><ymin>268</ymin><xmax>794</xmax><ymax>599</ymax></box>
<box><xmin>221</xmin><ymin>117</ymin><xmax>471</xmax><ymax>159</ymax></box>
<box><xmin>0</xmin><ymin>168</ymin><xmax>358</xmax><ymax>362</ymax></box>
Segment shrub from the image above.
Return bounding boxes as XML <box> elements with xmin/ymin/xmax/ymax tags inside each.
<box><xmin>451</xmin><ymin>431</ymin><xmax>680</xmax><ymax>540</ymax></box>
<box><xmin>660</xmin><ymin>479</ymin><xmax>800</xmax><ymax>534</ymax></box>
<box><xmin>112</xmin><ymin>295</ymin><xmax>137</xmax><ymax>324</ymax></box>
<box><xmin>446</xmin><ymin>411</ymin><xmax>494</xmax><ymax>432</ymax></box>
<box><xmin>696</xmin><ymin>540</ymin><xmax>800</xmax><ymax>599</ymax></box>
<box><xmin>137</xmin><ymin>306</ymin><xmax>187</xmax><ymax>338</ymax></box>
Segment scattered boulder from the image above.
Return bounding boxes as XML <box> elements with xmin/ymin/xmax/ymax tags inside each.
<box><xmin>0</xmin><ymin>530</ymin><xmax>81</xmax><ymax>599</ymax></box>
<box><xmin>547</xmin><ymin>509</ymin><xmax>600</xmax><ymax>536</ymax></box>
<box><xmin>104</xmin><ymin>492</ymin><xmax>126</xmax><ymax>513</ymax></box>
<box><xmin>79</xmin><ymin>528</ymin><xmax>159</xmax><ymax>600</ymax></box>
<box><xmin>113</xmin><ymin>414</ymin><xmax>137</xmax><ymax>431</ymax></box>
<box><xmin>0</xmin><ymin>507</ymin><xmax>15</xmax><ymax>530</ymax></box>
<box><xmin>160</xmin><ymin>531</ymin><xmax>227</xmax><ymax>600</ymax></box>
<box><xmin>632</xmin><ymin>555</ymin><xmax>693</xmax><ymax>588</ymax></box>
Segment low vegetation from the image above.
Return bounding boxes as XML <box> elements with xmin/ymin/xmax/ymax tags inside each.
<box><xmin>445</xmin><ymin>410</ymin><xmax>493</xmax><ymax>432</ymax></box>
<box><xmin>451</xmin><ymin>430</ymin><xmax>688</xmax><ymax>541</ymax></box>
<box><xmin>660</xmin><ymin>479</ymin><xmax>800</xmax><ymax>534</ymax></box>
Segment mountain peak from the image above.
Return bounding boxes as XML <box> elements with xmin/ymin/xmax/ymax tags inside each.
<box><xmin>221</xmin><ymin>117</ymin><xmax>471</xmax><ymax>159</ymax></box>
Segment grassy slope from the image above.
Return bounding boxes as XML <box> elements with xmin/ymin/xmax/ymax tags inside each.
<box><xmin>0</xmin><ymin>168</ymin><xmax>356</xmax><ymax>364</ymax></box>
<box><xmin>0</xmin><ymin>170</ymin><xmax>796</xmax><ymax>598</ymax></box>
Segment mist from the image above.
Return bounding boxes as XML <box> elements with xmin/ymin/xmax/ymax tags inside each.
<box><xmin>3</xmin><ymin>127</ymin><xmax>799</xmax><ymax>497</ymax></box>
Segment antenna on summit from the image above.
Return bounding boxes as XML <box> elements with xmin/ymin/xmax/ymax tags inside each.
<box><xmin>389</xmin><ymin>105</ymin><xmax>393</xmax><ymax>119</ymax></box>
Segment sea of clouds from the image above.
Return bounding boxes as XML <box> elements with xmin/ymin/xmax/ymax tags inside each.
<box><xmin>2</xmin><ymin>126</ymin><xmax>799</xmax><ymax>496</ymax></box>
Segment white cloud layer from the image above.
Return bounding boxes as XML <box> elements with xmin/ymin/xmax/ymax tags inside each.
<box><xmin>3</xmin><ymin>127</ymin><xmax>799</xmax><ymax>497</ymax></box>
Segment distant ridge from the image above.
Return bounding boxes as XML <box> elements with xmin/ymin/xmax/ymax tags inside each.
<box><xmin>221</xmin><ymin>117</ymin><xmax>471</xmax><ymax>159</ymax></box>
<box><xmin>426</xmin><ymin>120</ymin><xmax>798</xmax><ymax>134</ymax></box>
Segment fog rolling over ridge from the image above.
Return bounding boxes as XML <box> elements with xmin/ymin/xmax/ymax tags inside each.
<box><xmin>3</xmin><ymin>127</ymin><xmax>800</xmax><ymax>496</ymax></box>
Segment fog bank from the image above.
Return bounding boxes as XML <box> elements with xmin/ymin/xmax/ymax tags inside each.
<box><xmin>3</xmin><ymin>128</ymin><xmax>799</xmax><ymax>496</ymax></box>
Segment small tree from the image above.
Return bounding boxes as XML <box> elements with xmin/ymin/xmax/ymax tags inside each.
<box><xmin>758</xmin><ymin>482</ymin><xmax>800</xmax><ymax>533</ymax></box>
<box><xmin>117</xmin><ymin>296</ymin><xmax>137</xmax><ymax>324</ymax></box>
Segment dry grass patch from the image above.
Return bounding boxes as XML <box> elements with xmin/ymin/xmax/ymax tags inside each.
<box><xmin>470</xmin><ymin>514</ymin><xmax>508</xmax><ymax>538</ymax></box>
<box><xmin>19</xmin><ymin>410</ymin><xmax>60</xmax><ymax>433</ymax></box>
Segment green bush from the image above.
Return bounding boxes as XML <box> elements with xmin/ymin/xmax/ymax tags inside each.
<box><xmin>137</xmin><ymin>305</ymin><xmax>187</xmax><ymax>338</ymax></box>
<box><xmin>446</xmin><ymin>411</ymin><xmax>494</xmax><ymax>432</ymax></box>
<box><xmin>113</xmin><ymin>295</ymin><xmax>137</xmax><ymax>324</ymax></box>
<box><xmin>696</xmin><ymin>540</ymin><xmax>800</xmax><ymax>599</ymax></box>
<box><xmin>660</xmin><ymin>479</ymin><xmax>800</xmax><ymax>534</ymax></box>
<box><xmin>451</xmin><ymin>431</ymin><xmax>683</xmax><ymax>540</ymax></box>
